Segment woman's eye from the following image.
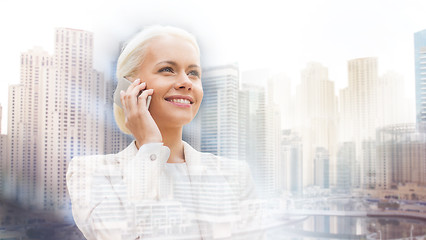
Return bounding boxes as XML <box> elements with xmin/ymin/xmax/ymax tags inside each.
<box><xmin>159</xmin><ymin>67</ymin><xmax>173</xmax><ymax>73</ymax></box>
<box><xmin>188</xmin><ymin>70</ymin><xmax>200</xmax><ymax>77</ymax></box>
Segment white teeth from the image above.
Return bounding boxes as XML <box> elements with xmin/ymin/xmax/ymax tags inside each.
<box><xmin>169</xmin><ymin>98</ymin><xmax>190</xmax><ymax>104</ymax></box>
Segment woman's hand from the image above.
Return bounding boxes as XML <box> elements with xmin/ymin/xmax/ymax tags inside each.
<box><xmin>120</xmin><ymin>78</ymin><xmax>162</xmax><ymax>148</ymax></box>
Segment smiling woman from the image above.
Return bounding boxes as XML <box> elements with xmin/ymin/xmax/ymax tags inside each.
<box><xmin>66</xmin><ymin>25</ymin><xmax>264</xmax><ymax>240</ymax></box>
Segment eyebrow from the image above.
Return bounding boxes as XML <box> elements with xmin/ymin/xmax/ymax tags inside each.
<box><xmin>156</xmin><ymin>61</ymin><xmax>201</xmax><ymax>69</ymax></box>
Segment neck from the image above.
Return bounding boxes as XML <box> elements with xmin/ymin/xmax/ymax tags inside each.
<box><xmin>158</xmin><ymin>125</ymin><xmax>185</xmax><ymax>163</ymax></box>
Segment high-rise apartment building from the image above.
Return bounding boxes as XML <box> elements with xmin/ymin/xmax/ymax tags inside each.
<box><xmin>239</xmin><ymin>83</ymin><xmax>275</xmax><ymax>196</ymax></box>
<box><xmin>238</xmin><ymin>68</ymin><xmax>282</xmax><ymax>197</ymax></box>
<box><xmin>0</xmin><ymin>104</ymin><xmax>7</xmax><ymax>196</ymax></box>
<box><xmin>43</xmin><ymin>28</ymin><xmax>105</xmax><ymax>211</ymax></box>
<box><xmin>6</xmin><ymin>28</ymin><xmax>105</xmax><ymax>212</ymax></box>
<box><xmin>295</xmin><ymin>62</ymin><xmax>337</xmax><ymax>187</ymax></box>
<box><xmin>280</xmin><ymin>130</ymin><xmax>303</xmax><ymax>196</ymax></box>
<box><xmin>266</xmin><ymin>77</ymin><xmax>283</xmax><ymax>194</ymax></box>
<box><xmin>377</xmin><ymin>71</ymin><xmax>413</xmax><ymax>127</ymax></box>
<box><xmin>239</xmin><ymin>69</ymin><xmax>268</xmax><ymax>171</ymax></box>
<box><xmin>7</xmin><ymin>47</ymin><xmax>52</xmax><ymax>208</ymax></box>
<box><xmin>414</xmin><ymin>29</ymin><xmax>426</xmax><ymax>125</ymax></box>
<box><xmin>342</xmin><ymin>57</ymin><xmax>379</xmax><ymax>188</ymax></box>
<box><xmin>336</xmin><ymin>142</ymin><xmax>355</xmax><ymax>193</ymax></box>
<box><xmin>376</xmin><ymin>123</ymin><xmax>426</xmax><ymax>189</ymax></box>
<box><xmin>346</xmin><ymin>57</ymin><xmax>378</xmax><ymax>140</ymax></box>
<box><xmin>238</xmin><ymin>89</ymin><xmax>249</xmax><ymax>164</ymax></box>
<box><xmin>200</xmin><ymin>64</ymin><xmax>239</xmax><ymax>160</ymax></box>
<box><xmin>314</xmin><ymin>147</ymin><xmax>329</xmax><ymax>189</ymax></box>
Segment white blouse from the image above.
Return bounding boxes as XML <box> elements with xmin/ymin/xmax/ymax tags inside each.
<box><xmin>66</xmin><ymin>141</ymin><xmax>264</xmax><ymax>240</ymax></box>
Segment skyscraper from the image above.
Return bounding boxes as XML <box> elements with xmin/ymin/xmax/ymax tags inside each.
<box><xmin>280</xmin><ymin>130</ymin><xmax>303</xmax><ymax>196</ymax></box>
<box><xmin>342</xmin><ymin>57</ymin><xmax>379</xmax><ymax>188</ymax></box>
<box><xmin>238</xmin><ymin>68</ymin><xmax>282</xmax><ymax>197</ymax></box>
<box><xmin>336</xmin><ymin>142</ymin><xmax>355</xmax><ymax>193</ymax></box>
<box><xmin>295</xmin><ymin>62</ymin><xmax>337</xmax><ymax>187</ymax></box>
<box><xmin>43</xmin><ymin>28</ymin><xmax>105</xmax><ymax>211</ymax></box>
<box><xmin>239</xmin><ymin>83</ymin><xmax>275</xmax><ymax>196</ymax></box>
<box><xmin>414</xmin><ymin>29</ymin><xmax>426</xmax><ymax>125</ymax></box>
<box><xmin>7</xmin><ymin>47</ymin><xmax>52</xmax><ymax>208</ymax></box>
<box><xmin>0</xmin><ymin>104</ymin><xmax>7</xmax><ymax>196</ymax></box>
<box><xmin>6</xmin><ymin>28</ymin><xmax>105</xmax><ymax>212</ymax></box>
<box><xmin>200</xmin><ymin>64</ymin><xmax>239</xmax><ymax>160</ymax></box>
<box><xmin>347</xmin><ymin>57</ymin><xmax>378</xmax><ymax>142</ymax></box>
<box><xmin>266</xmin><ymin>76</ymin><xmax>284</xmax><ymax>195</ymax></box>
<box><xmin>314</xmin><ymin>147</ymin><xmax>329</xmax><ymax>189</ymax></box>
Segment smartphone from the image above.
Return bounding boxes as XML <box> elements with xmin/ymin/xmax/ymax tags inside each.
<box><xmin>114</xmin><ymin>77</ymin><xmax>151</xmax><ymax>110</ymax></box>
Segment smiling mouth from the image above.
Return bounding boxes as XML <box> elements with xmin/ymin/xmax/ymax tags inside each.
<box><xmin>165</xmin><ymin>98</ymin><xmax>192</xmax><ymax>104</ymax></box>
<box><xmin>164</xmin><ymin>95</ymin><xmax>194</xmax><ymax>104</ymax></box>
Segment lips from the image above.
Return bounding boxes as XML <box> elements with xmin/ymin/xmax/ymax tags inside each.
<box><xmin>164</xmin><ymin>95</ymin><xmax>194</xmax><ymax>104</ymax></box>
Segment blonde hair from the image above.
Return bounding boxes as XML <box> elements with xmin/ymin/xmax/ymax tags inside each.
<box><xmin>114</xmin><ymin>25</ymin><xmax>200</xmax><ymax>135</ymax></box>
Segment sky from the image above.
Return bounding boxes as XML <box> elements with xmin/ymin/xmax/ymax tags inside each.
<box><xmin>1</xmin><ymin>0</ymin><xmax>426</xmax><ymax>134</ymax></box>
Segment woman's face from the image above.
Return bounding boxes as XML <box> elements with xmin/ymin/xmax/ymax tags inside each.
<box><xmin>134</xmin><ymin>35</ymin><xmax>203</xmax><ymax>128</ymax></box>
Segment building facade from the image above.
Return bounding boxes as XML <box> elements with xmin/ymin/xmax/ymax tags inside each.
<box><xmin>7</xmin><ymin>47</ymin><xmax>52</xmax><ymax>208</ymax></box>
<box><xmin>0</xmin><ymin>105</ymin><xmax>7</xmax><ymax>196</ymax></box>
<box><xmin>376</xmin><ymin>123</ymin><xmax>426</xmax><ymax>190</ymax></box>
<box><xmin>295</xmin><ymin>62</ymin><xmax>337</xmax><ymax>187</ymax></box>
<box><xmin>5</xmin><ymin>28</ymin><xmax>106</xmax><ymax>212</ymax></box>
<box><xmin>239</xmin><ymin>83</ymin><xmax>275</xmax><ymax>196</ymax></box>
<box><xmin>414</xmin><ymin>29</ymin><xmax>426</xmax><ymax>124</ymax></box>
<box><xmin>342</xmin><ymin>57</ymin><xmax>379</xmax><ymax>188</ymax></box>
<box><xmin>280</xmin><ymin>130</ymin><xmax>303</xmax><ymax>196</ymax></box>
<box><xmin>200</xmin><ymin>64</ymin><xmax>239</xmax><ymax>160</ymax></box>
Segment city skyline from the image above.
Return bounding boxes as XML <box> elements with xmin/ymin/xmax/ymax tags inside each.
<box><xmin>0</xmin><ymin>26</ymin><xmax>423</xmax><ymax>199</ymax></box>
<box><xmin>0</xmin><ymin>25</ymin><xmax>425</xmax><ymax>239</ymax></box>
<box><xmin>1</xmin><ymin>0</ymin><xmax>426</xmax><ymax>134</ymax></box>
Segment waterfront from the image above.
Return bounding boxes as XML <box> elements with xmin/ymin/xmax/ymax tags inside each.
<box><xmin>1</xmin><ymin>196</ymin><xmax>426</xmax><ymax>240</ymax></box>
<box><xmin>266</xmin><ymin>216</ymin><xmax>426</xmax><ymax>239</ymax></box>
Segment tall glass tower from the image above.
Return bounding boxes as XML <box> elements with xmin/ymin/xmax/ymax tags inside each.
<box><xmin>414</xmin><ymin>29</ymin><xmax>426</xmax><ymax>124</ymax></box>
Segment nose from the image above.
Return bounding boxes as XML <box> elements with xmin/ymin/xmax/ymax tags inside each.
<box><xmin>174</xmin><ymin>71</ymin><xmax>192</xmax><ymax>90</ymax></box>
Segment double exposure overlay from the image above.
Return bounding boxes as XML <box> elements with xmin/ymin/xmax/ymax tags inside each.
<box><xmin>1</xmin><ymin>3</ymin><xmax>426</xmax><ymax>239</ymax></box>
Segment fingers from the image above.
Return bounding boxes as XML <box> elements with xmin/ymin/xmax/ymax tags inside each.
<box><xmin>127</xmin><ymin>78</ymin><xmax>141</xmax><ymax>93</ymax></box>
<box><xmin>126</xmin><ymin>79</ymin><xmax>143</xmax><ymax>108</ymax></box>
<box><xmin>128</xmin><ymin>82</ymin><xmax>146</xmax><ymax>109</ymax></box>
<box><xmin>120</xmin><ymin>79</ymin><xmax>151</xmax><ymax>115</ymax></box>
<box><xmin>129</xmin><ymin>79</ymin><xmax>146</xmax><ymax>97</ymax></box>
<box><xmin>138</xmin><ymin>89</ymin><xmax>154</xmax><ymax>109</ymax></box>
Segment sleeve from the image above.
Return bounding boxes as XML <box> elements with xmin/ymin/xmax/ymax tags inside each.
<box><xmin>66</xmin><ymin>142</ymin><xmax>170</xmax><ymax>240</ymax></box>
